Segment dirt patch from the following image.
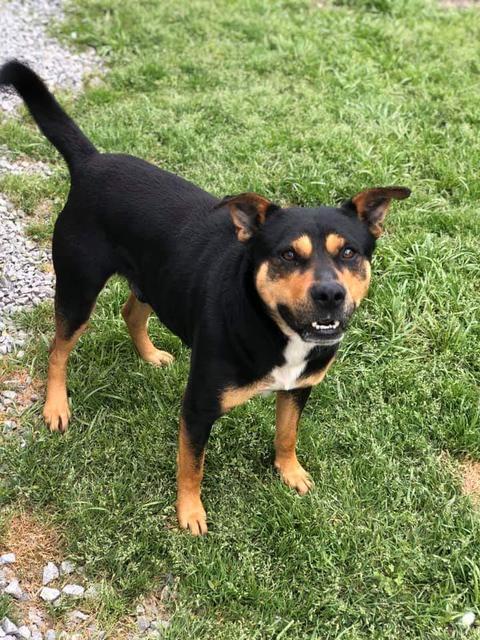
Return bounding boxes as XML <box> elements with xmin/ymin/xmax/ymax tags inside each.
<box><xmin>459</xmin><ymin>459</ymin><xmax>480</xmax><ymax>506</ymax></box>
<box><xmin>1</xmin><ymin>368</ymin><xmax>43</xmax><ymax>428</ymax></box>
<box><xmin>3</xmin><ymin>510</ymin><xmax>64</xmax><ymax>596</ymax></box>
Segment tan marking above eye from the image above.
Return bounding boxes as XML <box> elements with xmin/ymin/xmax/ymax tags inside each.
<box><xmin>325</xmin><ymin>233</ymin><xmax>346</xmax><ymax>256</ymax></box>
<box><xmin>292</xmin><ymin>235</ymin><xmax>313</xmax><ymax>259</ymax></box>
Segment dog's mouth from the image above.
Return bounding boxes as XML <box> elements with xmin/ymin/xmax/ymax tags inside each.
<box><xmin>300</xmin><ymin>319</ymin><xmax>344</xmax><ymax>344</ymax></box>
<box><xmin>277</xmin><ymin>304</ymin><xmax>347</xmax><ymax>345</ymax></box>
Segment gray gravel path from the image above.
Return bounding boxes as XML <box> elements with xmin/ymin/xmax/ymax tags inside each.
<box><xmin>0</xmin><ymin>190</ymin><xmax>54</xmax><ymax>356</ymax></box>
<box><xmin>0</xmin><ymin>0</ymin><xmax>101</xmax><ymax>112</ymax></box>
<box><xmin>0</xmin><ymin>0</ymin><xmax>103</xmax><ymax>357</ymax></box>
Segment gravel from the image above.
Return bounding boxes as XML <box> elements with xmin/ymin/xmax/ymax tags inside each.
<box><xmin>69</xmin><ymin>610</ymin><xmax>88</xmax><ymax>622</ymax></box>
<box><xmin>0</xmin><ymin>189</ymin><xmax>54</xmax><ymax>357</ymax></box>
<box><xmin>0</xmin><ymin>620</ymin><xmax>17</xmax><ymax>635</ymax></box>
<box><xmin>0</xmin><ymin>0</ymin><xmax>103</xmax><ymax>360</ymax></box>
<box><xmin>4</xmin><ymin>578</ymin><xmax>24</xmax><ymax>599</ymax></box>
<box><xmin>62</xmin><ymin>584</ymin><xmax>84</xmax><ymax>598</ymax></box>
<box><xmin>39</xmin><ymin>586</ymin><xmax>61</xmax><ymax>603</ymax></box>
<box><xmin>59</xmin><ymin>560</ymin><xmax>75</xmax><ymax>576</ymax></box>
<box><xmin>42</xmin><ymin>562</ymin><xmax>59</xmax><ymax>586</ymax></box>
<box><xmin>0</xmin><ymin>554</ymin><xmax>15</xmax><ymax>565</ymax></box>
<box><xmin>16</xmin><ymin>626</ymin><xmax>31</xmax><ymax>639</ymax></box>
<box><xmin>0</xmin><ymin>0</ymin><xmax>102</xmax><ymax>113</ymax></box>
<box><xmin>137</xmin><ymin>617</ymin><xmax>151</xmax><ymax>633</ymax></box>
<box><xmin>0</xmin><ymin>148</ymin><xmax>53</xmax><ymax>177</ymax></box>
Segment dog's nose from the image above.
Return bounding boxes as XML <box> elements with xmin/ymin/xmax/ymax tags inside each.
<box><xmin>310</xmin><ymin>281</ymin><xmax>346</xmax><ymax>307</ymax></box>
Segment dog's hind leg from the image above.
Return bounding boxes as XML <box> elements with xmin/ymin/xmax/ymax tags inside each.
<box><xmin>121</xmin><ymin>291</ymin><xmax>174</xmax><ymax>366</ymax></box>
<box><xmin>43</xmin><ymin>269</ymin><xmax>108</xmax><ymax>433</ymax></box>
<box><xmin>43</xmin><ymin>316</ymin><xmax>87</xmax><ymax>433</ymax></box>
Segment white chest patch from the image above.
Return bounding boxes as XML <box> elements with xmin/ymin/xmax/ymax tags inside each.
<box><xmin>266</xmin><ymin>335</ymin><xmax>313</xmax><ymax>392</ymax></box>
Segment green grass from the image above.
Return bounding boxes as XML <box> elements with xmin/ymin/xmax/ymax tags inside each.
<box><xmin>1</xmin><ymin>0</ymin><xmax>480</xmax><ymax>637</ymax></box>
<box><xmin>0</xmin><ymin>595</ymin><xmax>12</xmax><ymax>622</ymax></box>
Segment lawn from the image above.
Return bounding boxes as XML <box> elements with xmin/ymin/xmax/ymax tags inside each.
<box><xmin>1</xmin><ymin>0</ymin><xmax>480</xmax><ymax>637</ymax></box>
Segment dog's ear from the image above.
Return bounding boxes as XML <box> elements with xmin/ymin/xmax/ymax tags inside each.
<box><xmin>344</xmin><ymin>186</ymin><xmax>411</xmax><ymax>238</ymax></box>
<box><xmin>216</xmin><ymin>192</ymin><xmax>279</xmax><ymax>242</ymax></box>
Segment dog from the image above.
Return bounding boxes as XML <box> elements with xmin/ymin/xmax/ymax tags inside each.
<box><xmin>0</xmin><ymin>60</ymin><xmax>410</xmax><ymax>535</ymax></box>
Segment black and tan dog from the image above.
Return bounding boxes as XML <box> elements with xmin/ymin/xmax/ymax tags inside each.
<box><xmin>1</xmin><ymin>60</ymin><xmax>410</xmax><ymax>535</ymax></box>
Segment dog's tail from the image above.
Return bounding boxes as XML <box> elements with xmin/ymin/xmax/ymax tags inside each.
<box><xmin>0</xmin><ymin>60</ymin><xmax>97</xmax><ymax>171</ymax></box>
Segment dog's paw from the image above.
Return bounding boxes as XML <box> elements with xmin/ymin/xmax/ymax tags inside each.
<box><xmin>142</xmin><ymin>349</ymin><xmax>175</xmax><ymax>367</ymax></box>
<box><xmin>275</xmin><ymin>460</ymin><xmax>314</xmax><ymax>495</ymax></box>
<box><xmin>177</xmin><ymin>497</ymin><xmax>208</xmax><ymax>536</ymax></box>
<box><xmin>43</xmin><ymin>397</ymin><xmax>71</xmax><ymax>433</ymax></box>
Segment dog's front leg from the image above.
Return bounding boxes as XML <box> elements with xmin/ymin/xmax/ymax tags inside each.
<box><xmin>274</xmin><ymin>387</ymin><xmax>313</xmax><ymax>495</ymax></box>
<box><xmin>176</xmin><ymin>401</ymin><xmax>215</xmax><ymax>536</ymax></box>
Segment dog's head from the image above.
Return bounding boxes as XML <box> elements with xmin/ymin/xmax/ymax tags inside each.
<box><xmin>220</xmin><ymin>187</ymin><xmax>410</xmax><ymax>345</ymax></box>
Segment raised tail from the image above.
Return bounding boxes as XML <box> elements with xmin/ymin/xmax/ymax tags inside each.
<box><xmin>0</xmin><ymin>60</ymin><xmax>97</xmax><ymax>171</ymax></box>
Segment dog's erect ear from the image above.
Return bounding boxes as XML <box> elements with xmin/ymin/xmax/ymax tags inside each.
<box><xmin>216</xmin><ymin>192</ymin><xmax>279</xmax><ymax>242</ymax></box>
<box><xmin>345</xmin><ymin>186</ymin><xmax>411</xmax><ymax>238</ymax></box>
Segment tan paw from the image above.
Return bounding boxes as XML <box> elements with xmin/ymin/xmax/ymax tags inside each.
<box><xmin>177</xmin><ymin>497</ymin><xmax>208</xmax><ymax>536</ymax></box>
<box><xmin>43</xmin><ymin>396</ymin><xmax>71</xmax><ymax>433</ymax></box>
<box><xmin>141</xmin><ymin>348</ymin><xmax>175</xmax><ymax>367</ymax></box>
<box><xmin>275</xmin><ymin>460</ymin><xmax>314</xmax><ymax>495</ymax></box>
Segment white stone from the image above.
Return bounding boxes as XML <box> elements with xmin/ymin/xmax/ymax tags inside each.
<box><xmin>62</xmin><ymin>584</ymin><xmax>84</xmax><ymax>598</ymax></box>
<box><xmin>457</xmin><ymin>611</ymin><xmax>476</xmax><ymax>629</ymax></box>
<box><xmin>4</xmin><ymin>579</ymin><xmax>23</xmax><ymax>599</ymax></box>
<box><xmin>0</xmin><ymin>554</ymin><xmax>15</xmax><ymax>565</ymax></box>
<box><xmin>84</xmin><ymin>584</ymin><xmax>99</xmax><ymax>599</ymax></box>
<box><xmin>0</xmin><ymin>619</ymin><xmax>17</xmax><ymax>635</ymax></box>
<box><xmin>59</xmin><ymin>560</ymin><xmax>75</xmax><ymax>576</ymax></box>
<box><xmin>28</xmin><ymin>610</ymin><xmax>43</xmax><ymax>626</ymax></box>
<box><xmin>69</xmin><ymin>610</ymin><xmax>88</xmax><ymax>622</ymax></box>
<box><xmin>31</xmin><ymin>633</ymin><xmax>43</xmax><ymax>640</ymax></box>
<box><xmin>137</xmin><ymin>616</ymin><xmax>150</xmax><ymax>632</ymax></box>
<box><xmin>39</xmin><ymin>587</ymin><xmax>61</xmax><ymax>602</ymax></box>
<box><xmin>42</xmin><ymin>562</ymin><xmax>59</xmax><ymax>586</ymax></box>
<box><xmin>16</xmin><ymin>627</ymin><xmax>31</xmax><ymax>639</ymax></box>
<box><xmin>45</xmin><ymin>631</ymin><xmax>56</xmax><ymax>640</ymax></box>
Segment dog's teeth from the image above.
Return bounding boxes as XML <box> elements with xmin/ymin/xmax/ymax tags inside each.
<box><xmin>311</xmin><ymin>320</ymin><xmax>340</xmax><ymax>332</ymax></box>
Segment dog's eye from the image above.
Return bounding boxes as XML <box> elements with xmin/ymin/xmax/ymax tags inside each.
<box><xmin>341</xmin><ymin>246</ymin><xmax>357</xmax><ymax>260</ymax></box>
<box><xmin>281</xmin><ymin>248</ymin><xmax>296</xmax><ymax>262</ymax></box>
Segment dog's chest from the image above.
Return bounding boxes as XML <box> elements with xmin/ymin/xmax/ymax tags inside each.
<box><xmin>265</xmin><ymin>335</ymin><xmax>313</xmax><ymax>392</ymax></box>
